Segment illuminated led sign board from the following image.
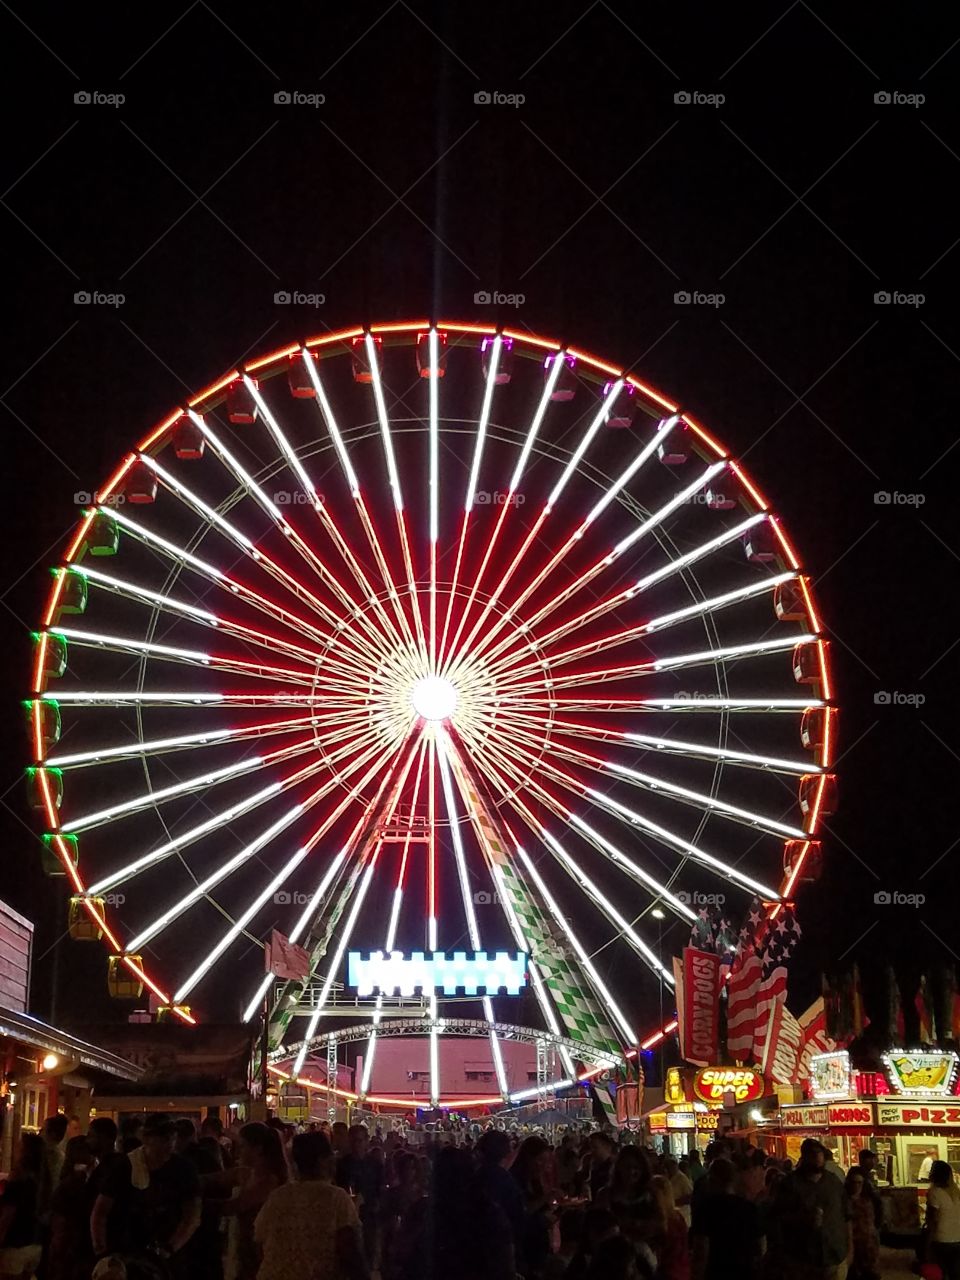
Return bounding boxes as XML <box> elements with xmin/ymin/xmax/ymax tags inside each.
<box><xmin>882</xmin><ymin>1051</ymin><xmax>959</xmax><ymax>1097</ymax></box>
<box><xmin>347</xmin><ymin>950</ymin><xmax>527</xmax><ymax>996</ymax></box>
<box><xmin>693</xmin><ymin>1067</ymin><xmax>764</xmax><ymax>1104</ymax></box>
<box><xmin>809</xmin><ymin>1050</ymin><xmax>853</xmax><ymax>1101</ymax></box>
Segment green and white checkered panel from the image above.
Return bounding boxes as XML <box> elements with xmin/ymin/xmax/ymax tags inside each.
<box><xmin>498</xmin><ymin>860</ymin><xmax>623</xmax><ymax>1059</ymax></box>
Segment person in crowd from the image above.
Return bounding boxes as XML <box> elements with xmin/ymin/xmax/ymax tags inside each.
<box><xmin>0</xmin><ymin>1132</ymin><xmax>44</xmax><ymax>1279</ymax></box>
<box><xmin>379</xmin><ymin>1151</ymin><xmax>426</xmax><ymax>1280</ymax></box>
<box><xmin>336</xmin><ymin>1125</ymin><xmax>383</xmax><ymax>1269</ymax></box>
<box><xmin>595</xmin><ymin>1145</ymin><xmax>659</xmax><ymax>1259</ymax></box>
<box><xmin>200</xmin><ymin>1115</ymin><xmax>234</xmax><ymax>1168</ymax></box>
<box><xmin>172</xmin><ymin>1118</ymin><xmax>224</xmax><ymax>1279</ymax></box>
<box><xmin>586</xmin><ymin>1233</ymin><xmax>652</xmax><ymax>1280</ymax></box>
<box><xmin>587</xmin><ymin>1132</ymin><xmax>616</xmax><ymax>1202</ymax></box>
<box><xmin>855</xmin><ymin>1150</ymin><xmax>883</xmax><ymax>1232</ymax></box>
<box><xmin>767</xmin><ymin>1138</ymin><xmax>851</xmax><ymax>1280</ymax></box>
<box><xmin>47</xmin><ymin>1135</ymin><xmax>94</xmax><ymax>1280</ymax></box>
<box><xmin>925</xmin><ymin>1159</ymin><xmax>960</xmax><ymax>1280</ymax></box>
<box><xmin>91</xmin><ymin>1112</ymin><xmax>201</xmax><ymax>1272</ymax></box>
<box><xmin>399</xmin><ymin>1145</ymin><xmax>515</xmax><ymax>1280</ymax></box>
<box><xmin>476</xmin><ymin>1129</ymin><xmax>525</xmax><ymax>1261</ymax></box>
<box><xmin>330</xmin><ymin>1122</ymin><xmax>351</xmax><ymax>1159</ymax></box>
<box><xmin>650</xmin><ymin>1173</ymin><xmax>690</xmax><ymax>1280</ymax></box>
<box><xmin>686</xmin><ymin>1151</ymin><xmax>705</xmax><ymax>1185</ymax></box>
<box><xmin>664</xmin><ymin>1154</ymin><xmax>694</xmax><ymax>1225</ymax></box>
<box><xmin>823</xmin><ymin>1148</ymin><xmax>845</xmax><ymax>1182</ymax></box>
<box><xmin>119</xmin><ymin>1117</ymin><xmax>143</xmax><ymax>1155</ymax></box>
<box><xmin>556</xmin><ymin>1135</ymin><xmax>583</xmax><ymax>1200</ymax></box>
<box><xmin>566</xmin><ymin>1206</ymin><xmax>620</xmax><ymax>1280</ymax></box>
<box><xmin>918</xmin><ymin>1147</ymin><xmax>940</xmax><ymax>1185</ymax></box>
<box><xmin>543</xmin><ymin>1206</ymin><xmax>586</xmax><ymax>1279</ymax></box>
<box><xmin>208</xmin><ymin>1120</ymin><xmax>288</xmax><ymax>1280</ymax></box>
<box><xmin>254</xmin><ymin>1130</ymin><xmax>367</xmax><ymax>1280</ymax></box>
<box><xmin>844</xmin><ymin>1168</ymin><xmax>881</xmax><ymax>1280</ymax></box>
<box><xmin>690</xmin><ymin>1155</ymin><xmax>764</xmax><ymax>1280</ymax></box>
<box><xmin>739</xmin><ymin>1149</ymin><xmax>768</xmax><ymax>1201</ymax></box>
<box><xmin>510</xmin><ymin>1134</ymin><xmax>555</xmax><ymax>1278</ymax></box>
<box><xmin>39</xmin><ymin>1114</ymin><xmax>69</xmax><ymax>1220</ymax></box>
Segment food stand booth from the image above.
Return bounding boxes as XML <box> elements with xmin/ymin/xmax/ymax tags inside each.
<box><xmin>643</xmin><ymin>1066</ymin><xmax>762</xmax><ymax>1155</ymax></box>
<box><xmin>772</xmin><ymin>1048</ymin><xmax>960</xmax><ymax>1232</ymax></box>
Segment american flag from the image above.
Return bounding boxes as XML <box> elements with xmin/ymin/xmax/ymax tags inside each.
<box><xmin>725</xmin><ymin>899</ymin><xmax>766</xmax><ymax>1059</ymax></box>
<box><xmin>751</xmin><ymin>905</ymin><xmax>802</xmax><ymax>1061</ymax></box>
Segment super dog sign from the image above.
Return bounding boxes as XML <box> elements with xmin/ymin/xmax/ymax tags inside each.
<box><xmin>693</xmin><ymin>1067</ymin><xmax>764</xmax><ymax>1104</ymax></box>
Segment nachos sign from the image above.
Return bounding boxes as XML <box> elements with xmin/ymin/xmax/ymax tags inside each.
<box><xmin>693</xmin><ymin>1067</ymin><xmax>764</xmax><ymax>1104</ymax></box>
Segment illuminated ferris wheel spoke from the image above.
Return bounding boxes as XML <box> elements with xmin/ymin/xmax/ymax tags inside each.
<box><xmin>73</xmin><ymin>564</ymin><xmax>334</xmax><ymax>670</ymax></box>
<box><xmin>497</xmin><ymin>632</ymin><xmax>819</xmax><ymax>698</ymax></box>
<box><xmin>62</xmin><ymin>736</ymin><xmax>319</xmax><ymax>834</ymax></box>
<box><xmin>359</xmin><ymin>738</ymin><xmax>429</xmax><ymax>1098</ymax></box>
<box><xmin>437</xmin><ymin>334</ymin><xmax>503</xmax><ymax>668</ymax></box>
<box><xmin>462</xmin><ymin>735</ymin><xmax>677</xmax><ymax>981</ymax></box>
<box><xmin>85</xmin><ymin>729</ymin><xmax>382</xmax><ymax>895</ymax></box>
<box><xmin>445</xmin><ymin>381</ymin><xmax>626</xmax><ymax>682</ymax></box>
<box><xmin>503</xmin><ymin>511</ymin><xmax>771</xmax><ymax>667</ymax></box>
<box><xmin>364</xmin><ymin>334</ymin><xmax>428</xmax><ymax>656</ymax></box>
<box><xmin>456</xmin><ymin>458</ymin><xmax>729</xmax><ymax>676</ymax></box>
<box><xmin>487</xmin><ymin>570</ymin><xmax>799</xmax><ymax>686</ymax></box>
<box><xmin>498</xmin><ymin>717</ymin><xmax>807</xmax><ymax>840</ymax></box>
<box><xmin>474</xmin><ymin>724</ymin><xmax>781</xmax><ymax>900</ymax></box>
<box><xmin>48</xmin><ymin>626</ymin><xmax>323</xmax><ymax>689</ymax></box>
<box><xmin>44</xmin><ymin>712</ymin><xmax>341</xmax><ymax>769</ymax></box>
<box><xmin>443</xmin><ymin>350</ymin><xmax>565</xmax><ymax>670</ymax></box>
<box><xmin>184</xmin><ymin>414</ymin><xmax>402</xmax><ymax>663</ymax></box>
<box><xmin>246</xmin><ymin>739</ymin><xmax>417</xmax><ymax>1028</ymax></box>
<box><xmin>436</xmin><ymin>732</ymin><xmax>510</xmax><ymax>1100</ymax></box>
<box><xmin>543</xmin><ymin>719</ymin><xmax>822</xmax><ymax>774</ymax></box>
<box><xmin>291</xmin><ymin>733</ymin><xmax>424</xmax><ymax>1077</ymax></box>
<box><xmin>138</xmin><ymin>454</ymin><xmax>378</xmax><ymax>669</ymax></box>
<box><xmin>303</xmin><ymin>354</ymin><xmax>420</xmax><ymax>658</ymax></box>
<box><xmin>242</xmin><ymin>375</ymin><xmax>413</xmax><ymax>657</ymax></box>
<box><xmin>455</xmin><ymin>719</ymin><xmax>700</xmax><ymax>924</ymax></box>
<box><xmin>105</xmin><ymin>506</ymin><xmax>374</xmax><ymax>681</ymax></box>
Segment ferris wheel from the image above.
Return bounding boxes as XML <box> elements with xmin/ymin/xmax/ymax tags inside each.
<box><xmin>28</xmin><ymin>320</ymin><xmax>835</xmax><ymax>1107</ymax></box>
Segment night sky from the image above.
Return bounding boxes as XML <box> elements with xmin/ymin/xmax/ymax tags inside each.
<box><xmin>1</xmin><ymin>2</ymin><xmax>957</xmax><ymax>1044</ymax></box>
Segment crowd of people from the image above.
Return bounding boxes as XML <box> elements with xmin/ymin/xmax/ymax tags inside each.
<box><xmin>3</xmin><ymin>1111</ymin><xmax>960</xmax><ymax>1280</ymax></box>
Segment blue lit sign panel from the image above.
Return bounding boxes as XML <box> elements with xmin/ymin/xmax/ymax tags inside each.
<box><xmin>347</xmin><ymin>950</ymin><xmax>528</xmax><ymax>996</ymax></box>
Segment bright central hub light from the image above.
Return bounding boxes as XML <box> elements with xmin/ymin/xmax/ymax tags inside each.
<box><xmin>411</xmin><ymin>676</ymin><xmax>458</xmax><ymax>722</ymax></box>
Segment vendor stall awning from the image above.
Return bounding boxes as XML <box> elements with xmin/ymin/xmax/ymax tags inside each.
<box><xmin>0</xmin><ymin>1005</ymin><xmax>141</xmax><ymax>1081</ymax></box>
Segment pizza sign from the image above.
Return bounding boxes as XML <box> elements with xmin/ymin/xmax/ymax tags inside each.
<box><xmin>693</xmin><ymin>1067</ymin><xmax>764</xmax><ymax>1104</ymax></box>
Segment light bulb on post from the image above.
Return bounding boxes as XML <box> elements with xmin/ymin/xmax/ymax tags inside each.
<box><xmin>651</xmin><ymin>908</ymin><xmax>665</xmax><ymax>920</ymax></box>
<box><xmin>411</xmin><ymin>676</ymin><xmax>458</xmax><ymax>722</ymax></box>
<box><xmin>42</xmin><ymin>1053</ymin><xmax>59</xmax><ymax>1071</ymax></box>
